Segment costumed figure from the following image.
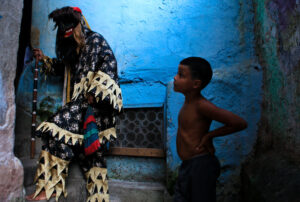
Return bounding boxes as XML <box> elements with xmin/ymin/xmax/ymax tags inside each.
<box><xmin>26</xmin><ymin>6</ymin><xmax>122</xmax><ymax>202</ymax></box>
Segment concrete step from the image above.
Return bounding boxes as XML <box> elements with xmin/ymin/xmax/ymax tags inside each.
<box><xmin>25</xmin><ymin>179</ymin><xmax>170</xmax><ymax>202</ymax></box>
<box><xmin>22</xmin><ymin>158</ymin><xmax>172</xmax><ymax>202</ymax></box>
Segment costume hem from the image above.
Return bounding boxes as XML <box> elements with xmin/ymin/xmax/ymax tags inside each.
<box><xmin>85</xmin><ymin>167</ymin><xmax>109</xmax><ymax>202</ymax></box>
<box><xmin>37</xmin><ymin>121</ymin><xmax>117</xmax><ymax>146</ymax></box>
<box><xmin>33</xmin><ymin>150</ymin><xmax>70</xmax><ymax>201</ymax></box>
<box><xmin>71</xmin><ymin>70</ymin><xmax>123</xmax><ymax>112</ymax></box>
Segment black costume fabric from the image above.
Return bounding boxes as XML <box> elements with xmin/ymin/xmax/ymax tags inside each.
<box><xmin>37</xmin><ymin>26</ymin><xmax>122</xmax><ymax>145</ymax></box>
<box><xmin>32</xmin><ymin>22</ymin><xmax>122</xmax><ymax>202</ymax></box>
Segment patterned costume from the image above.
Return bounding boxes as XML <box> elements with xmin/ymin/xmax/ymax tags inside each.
<box><xmin>31</xmin><ymin>7</ymin><xmax>122</xmax><ymax>202</ymax></box>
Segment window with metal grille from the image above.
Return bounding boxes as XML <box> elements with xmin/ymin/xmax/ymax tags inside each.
<box><xmin>109</xmin><ymin>83</ymin><xmax>167</xmax><ymax>158</ymax></box>
<box><xmin>110</xmin><ymin>106</ymin><xmax>166</xmax><ymax>158</ymax></box>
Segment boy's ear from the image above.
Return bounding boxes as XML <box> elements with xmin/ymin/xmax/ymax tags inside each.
<box><xmin>193</xmin><ymin>79</ymin><xmax>202</xmax><ymax>89</ymax></box>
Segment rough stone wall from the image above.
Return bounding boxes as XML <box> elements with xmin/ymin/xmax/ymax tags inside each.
<box><xmin>0</xmin><ymin>1</ymin><xmax>24</xmax><ymax>201</ymax></box>
<box><xmin>254</xmin><ymin>0</ymin><xmax>300</xmax><ymax>160</ymax></box>
<box><xmin>240</xmin><ymin>1</ymin><xmax>300</xmax><ymax>201</ymax></box>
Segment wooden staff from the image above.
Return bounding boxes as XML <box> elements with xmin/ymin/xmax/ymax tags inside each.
<box><xmin>30</xmin><ymin>55</ymin><xmax>39</xmax><ymax>159</ymax></box>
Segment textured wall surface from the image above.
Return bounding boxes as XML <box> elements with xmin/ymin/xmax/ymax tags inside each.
<box><xmin>16</xmin><ymin>0</ymin><xmax>263</xmax><ymax>201</ymax></box>
<box><xmin>240</xmin><ymin>1</ymin><xmax>300</xmax><ymax>201</ymax></box>
<box><xmin>165</xmin><ymin>1</ymin><xmax>262</xmax><ymax>201</ymax></box>
<box><xmin>0</xmin><ymin>1</ymin><xmax>24</xmax><ymax>201</ymax></box>
<box><xmin>254</xmin><ymin>0</ymin><xmax>300</xmax><ymax>159</ymax></box>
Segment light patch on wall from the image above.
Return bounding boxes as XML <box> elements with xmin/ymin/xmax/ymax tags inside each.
<box><xmin>0</xmin><ymin>72</ymin><xmax>7</xmax><ymax>125</ymax></box>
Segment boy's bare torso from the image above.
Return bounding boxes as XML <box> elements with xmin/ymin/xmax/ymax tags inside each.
<box><xmin>177</xmin><ymin>96</ymin><xmax>214</xmax><ymax>161</ymax></box>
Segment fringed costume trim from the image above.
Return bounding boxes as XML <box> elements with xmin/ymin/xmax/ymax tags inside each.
<box><xmin>37</xmin><ymin>121</ymin><xmax>116</xmax><ymax>146</ymax></box>
<box><xmin>41</xmin><ymin>56</ymin><xmax>56</xmax><ymax>74</ymax></box>
<box><xmin>71</xmin><ymin>70</ymin><xmax>123</xmax><ymax>112</ymax></box>
<box><xmin>87</xmin><ymin>194</ymin><xmax>110</xmax><ymax>202</ymax></box>
<box><xmin>72</xmin><ymin>71</ymin><xmax>95</xmax><ymax>100</ymax></box>
<box><xmin>88</xmin><ymin>71</ymin><xmax>122</xmax><ymax>112</ymax></box>
<box><xmin>85</xmin><ymin>167</ymin><xmax>109</xmax><ymax>202</ymax></box>
<box><xmin>37</xmin><ymin>122</ymin><xmax>84</xmax><ymax>146</ymax></box>
<box><xmin>98</xmin><ymin>127</ymin><xmax>116</xmax><ymax>144</ymax></box>
<box><xmin>33</xmin><ymin>150</ymin><xmax>70</xmax><ymax>201</ymax></box>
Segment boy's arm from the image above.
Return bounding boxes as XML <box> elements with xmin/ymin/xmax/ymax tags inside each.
<box><xmin>197</xmin><ymin>100</ymin><xmax>247</xmax><ymax>149</ymax></box>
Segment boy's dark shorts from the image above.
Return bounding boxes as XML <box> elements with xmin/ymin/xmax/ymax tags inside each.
<box><xmin>173</xmin><ymin>154</ymin><xmax>220</xmax><ymax>202</ymax></box>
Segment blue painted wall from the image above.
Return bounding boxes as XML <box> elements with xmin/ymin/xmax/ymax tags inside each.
<box><xmin>31</xmin><ymin>0</ymin><xmax>255</xmax><ymax>82</ymax></box>
<box><xmin>17</xmin><ymin>0</ymin><xmax>262</xmax><ymax>198</ymax></box>
<box><xmin>0</xmin><ymin>72</ymin><xmax>7</xmax><ymax>125</ymax></box>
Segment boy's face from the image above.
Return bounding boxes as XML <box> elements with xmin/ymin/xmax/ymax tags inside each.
<box><xmin>173</xmin><ymin>64</ymin><xmax>195</xmax><ymax>93</ymax></box>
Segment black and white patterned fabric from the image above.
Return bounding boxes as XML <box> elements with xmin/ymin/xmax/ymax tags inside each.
<box><xmin>32</xmin><ymin>10</ymin><xmax>120</xmax><ymax>201</ymax></box>
<box><xmin>36</xmin><ymin>26</ymin><xmax>121</xmax><ymax>146</ymax></box>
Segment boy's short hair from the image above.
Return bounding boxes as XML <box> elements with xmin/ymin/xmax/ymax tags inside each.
<box><xmin>180</xmin><ymin>57</ymin><xmax>212</xmax><ymax>89</ymax></box>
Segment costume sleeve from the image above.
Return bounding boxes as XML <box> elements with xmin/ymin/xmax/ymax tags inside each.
<box><xmin>41</xmin><ymin>56</ymin><xmax>65</xmax><ymax>76</ymax></box>
<box><xmin>70</xmin><ymin>32</ymin><xmax>122</xmax><ymax>146</ymax></box>
<box><xmin>72</xmin><ymin>33</ymin><xmax>123</xmax><ymax>113</ymax></box>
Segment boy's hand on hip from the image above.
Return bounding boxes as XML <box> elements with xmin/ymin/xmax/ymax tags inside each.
<box><xmin>196</xmin><ymin>134</ymin><xmax>215</xmax><ymax>155</ymax></box>
<box><xmin>195</xmin><ymin>145</ymin><xmax>207</xmax><ymax>154</ymax></box>
<box><xmin>197</xmin><ymin>134</ymin><xmax>210</xmax><ymax>147</ymax></box>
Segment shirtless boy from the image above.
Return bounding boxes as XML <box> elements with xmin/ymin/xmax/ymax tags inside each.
<box><xmin>173</xmin><ymin>57</ymin><xmax>247</xmax><ymax>202</ymax></box>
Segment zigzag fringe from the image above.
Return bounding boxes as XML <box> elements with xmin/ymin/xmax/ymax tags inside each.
<box><xmin>37</xmin><ymin>122</ymin><xmax>83</xmax><ymax>145</ymax></box>
<box><xmin>88</xmin><ymin>71</ymin><xmax>122</xmax><ymax>112</ymax></box>
<box><xmin>37</xmin><ymin>122</ymin><xmax>116</xmax><ymax>146</ymax></box>
<box><xmin>72</xmin><ymin>71</ymin><xmax>95</xmax><ymax>100</ymax></box>
<box><xmin>71</xmin><ymin>70</ymin><xmax>123</xmax><ymax>112</ymax></box>
<box><xmin>87</xmin><ymin>193</ymin><xmax>109</xmax><ymax>202</ymax></box>
<box><xmin>41</xmin><ymin>56</ymin><xmax>55</xmax><ymax>75</ymax></box>
<box><xmin>41</xmin><ymin>59</ymin><xmax>123</xmax><ymax>113</ymax></box>
<box><xmin>85</xmin><ymin>167</ymin><xmax>109</xmax><ymax>202</ymax></box>
<box><xmin>33</xmin><ymin>150</ymin><xmax>70</xmax><ymax>201</ymax></box>
<box><xmin>98</xmin><ymin>127</ymin><xmax>116</xmax><ymax>144</ymax></box>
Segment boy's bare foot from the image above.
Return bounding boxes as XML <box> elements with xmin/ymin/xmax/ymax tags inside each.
<box><xmin>26</xmin><ymin>191</ymin><xmax>56</xmax><ymax>201</ymax></box>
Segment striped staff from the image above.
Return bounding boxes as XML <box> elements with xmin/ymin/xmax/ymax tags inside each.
<box><xmin>30</xmin><ymin>55</ymin><xmax>39</xmax><ymax>159</ymax></box>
